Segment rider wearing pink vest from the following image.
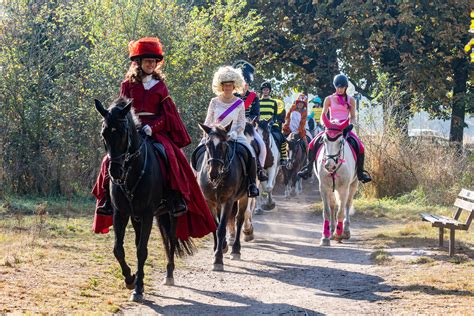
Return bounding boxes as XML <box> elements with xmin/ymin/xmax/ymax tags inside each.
<box><xmin>297</xmin><ymin>74</ymin><xmax>371</xmax><ymax>183</ymax></box>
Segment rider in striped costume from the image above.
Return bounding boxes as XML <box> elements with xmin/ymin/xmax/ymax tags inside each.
<box><xmin>259</xmin><ymin>81</ymin><xmax>287</xmax><ymax>164</ymax></box>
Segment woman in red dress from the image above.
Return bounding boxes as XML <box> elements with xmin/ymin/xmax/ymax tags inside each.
<box><xmin>92</xmin><ymin>37</ymin><xmax>216</xmax><ymax>240</ymax></box>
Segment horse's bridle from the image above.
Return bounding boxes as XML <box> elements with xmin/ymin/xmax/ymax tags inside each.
<box><xmin>205</xmin><ymin>133</ymin><xmax>236</xmax><ymax>187</ymax></box>
<box><xmin>287</xmin><ymin>136</ymin><xmax>303</xmax><ymax>167</ymax></box>
<box><xmin>103</xmin><ymin>118</ymin><xmax>146</xmax><ymax>196</ymax></box>
<box><xmin>322</xmin><ymin>130</ymin><xmax>345</xmax><ymax>174</ymax></box>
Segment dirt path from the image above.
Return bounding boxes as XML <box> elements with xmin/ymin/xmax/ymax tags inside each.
<box><xmin>122</xmin><ymin>187</ymin><xmax>403</xmax><ymax>315</ymax></box>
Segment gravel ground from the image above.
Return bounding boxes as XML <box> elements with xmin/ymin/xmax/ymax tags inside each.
<box><xmin>121</xmin><ymin>188</ymin><xmax>402</xmax><ymax>316</ymax></box>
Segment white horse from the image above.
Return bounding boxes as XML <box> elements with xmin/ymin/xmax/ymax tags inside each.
<box><xmin>255</xmin><ymin>119</ymin><xmax>280</xmax><ymax>214</ymax></box>
<box><xmin>315</xmin><ymin>116</ymin><xmax>358</xmax><ymax>246</ymax></box>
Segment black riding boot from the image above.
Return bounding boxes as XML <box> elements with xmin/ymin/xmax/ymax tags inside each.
<box><xmin>248</xmin><ymin>158</ymin><xmax>259</xmax><ymax>197</ymax></box>
<box><xmin>96</xmin><ymin>192</ymin><xmax>113</xmax><ymax>216</ymax></box>
<box><xmin>356</xmin><ymin>153</ymin><xmax>372</xmax><ymax>183</ymax></box>
<box><xmin>169</xmin><ymin>190</ymin><xmax>188</xmax><ymax>217</ymax></box>
<box><xmin>297</xmin><ymin>145</ymin><xmax>317</xmax><ymax>180</ymax></box>
<box><xmin>256</xmin><ymin>158</ymin><xmax>269</xmax><ymax>182</ymax></box>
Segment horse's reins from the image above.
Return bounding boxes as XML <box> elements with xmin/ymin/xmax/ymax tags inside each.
<box><xmin>287</xmin><ymin>137</ymin><xmax>303</xmax><ymax>168</ymax></box>
<box><xmin>322</xmin><ymin>132</ymin><xmax>346</xmax><ymax>192</ymax></box>
<box><xmin>106</xmin><ymin>117</ymin><xmax>148</xmax><ymax>220</ymax></box>
<box><xmin>206</xmin><ymin>135</ymin><xmax>237</xmax><ymax>188</ymax></box>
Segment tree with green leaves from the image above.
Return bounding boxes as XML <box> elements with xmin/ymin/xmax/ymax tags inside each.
<box><xmin>244</xmin><ymin>0</ymin><xmax>471</xmax><ymax>145</ymax></box>
<box><xmin>0</xmin><ymin>0</ymin><xmax>261</xmax><ymax>195</ymax></box>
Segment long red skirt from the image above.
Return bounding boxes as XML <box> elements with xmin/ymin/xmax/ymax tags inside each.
<box><xmin>92</xmin><ymin>134</ymin><xmax>216</xmax><ymax>240</ymax></box>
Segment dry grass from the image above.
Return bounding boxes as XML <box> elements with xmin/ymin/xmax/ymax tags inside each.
<box><xmin>358</xmin><ymin>201</ymin><xmax>474</xmax><ymax>314</ymax></box>
<box><xmin>0</xmin><ymin>198</ymin><xmax>189</xmax><ymax>314</ymax></box>
<box><xmin>359</xmin><ymin>100</ymin><xmax>473</xmax><ymax>205</ymax></box>
<box><xmin>313</xmin><ymin>194</ymin><xmax>474</xmax><ymax>312</ymax></box>
<box><xmin>370</xmin><ymin>249</ymin><xmax>393</xmax><ymax>265</ymax></box>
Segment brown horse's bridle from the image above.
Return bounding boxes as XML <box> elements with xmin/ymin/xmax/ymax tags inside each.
<box><xmin>205</xmin><ymin>133</ymin><xmax>236</xmax><ymax>187</ymax></box>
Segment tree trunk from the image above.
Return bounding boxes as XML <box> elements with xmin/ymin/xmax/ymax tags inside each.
<box><xmin>449</xmin><ymin>57</ymin><xmax>468</xmax><ymax>153</ymax></box>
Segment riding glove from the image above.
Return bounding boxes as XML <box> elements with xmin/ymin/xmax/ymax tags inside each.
<box><xmin>142</xmin><ymin>124</ymin><xmax>152</xmax><ymax>136</ymax></box>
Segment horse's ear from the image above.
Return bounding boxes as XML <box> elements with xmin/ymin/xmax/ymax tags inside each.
<box><xmin>120</xmin><ymin>99</ymin><xmax>133</xmax><ymax>116</ymax></box>
<box><xmin>224</xmin><ymin>121</ymin><xmax>233</xmax><ymax>133</ymax></box>
<box><xmin>94</xmin><ymin>99</ymin><xmax>108</xmax><ymax>118</ymax></box>
<box><xmin>199</xmin><ymin>123</ymin><xmax>212</xmax><ymax>135</ymax></box>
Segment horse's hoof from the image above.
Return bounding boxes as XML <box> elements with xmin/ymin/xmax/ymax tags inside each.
<box><xmin>162</xmin><ymin>277</ymin><xmax>174</xmax><ymax>286</ymax></box>
<box><xmin>342</xmin><ymin>231</ymin><xmax>351</xmax><ymax>240</ymax></box>
<box><xmin>125</xmin><ymin>275</ymin><xmax>136</xmax><ymax>290</ymax></box>
<box><xmin>222</xmin><ymin>244</ymin><xmax>229</xmax><ymax>254</ymax></box>
<box><xmin>244</xmin><ymin>233</ymin><xmax>254</xmax><ymax>242</ymax></box>
<box><xmin>130</xmin><ymin>291</ymin><xmax>143</xmax><ymax>302</ymax></box>
<box><xmin>230</xmin><ymin>253</ymin><xmax>241</xmax><ymax>260</ymax></box>
<box><xmin>255</xmin><ymin>208</ymin><xmax>264</xmax><ymax>215</ymax></box>
<box><xmin>213</xmin><ymin>264</ymin><xmax>224</xmax><ymax>271</ymax></box>
<box><xmin>320</xmin><ymin>238</ymin><xmax>330</xmax><ymax>246</ymax></box>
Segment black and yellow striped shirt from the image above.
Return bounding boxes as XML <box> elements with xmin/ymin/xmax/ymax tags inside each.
<box><xmin>259</xmin><ymin>97</ymin><xmax>278</xmax><ymax>122</ymax></box>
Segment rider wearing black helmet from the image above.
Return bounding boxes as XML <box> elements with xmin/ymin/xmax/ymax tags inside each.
<box><xmin>259</xmin><ymin>81</ymin><xmax>288</xmax><ymax>164</ymax></box>
<box><xmin>233</xmin><ymin>60</ymin><xmax>268</xmax><ymax>181</ymax></box>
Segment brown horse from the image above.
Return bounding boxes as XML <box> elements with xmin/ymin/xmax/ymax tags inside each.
<box><xmin>283</xmin><ymin>132</ymin><xmax>307</xmax><ymax>198</ymax></box>
<box><xmin>194</xmin><ymin>122</ymin><xmax>253</xmax><ymax>271</ymax></box>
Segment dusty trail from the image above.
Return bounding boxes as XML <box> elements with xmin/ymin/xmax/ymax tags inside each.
<box><xmin>122</xmin><ymin>186</ymin><xmax>399</xmax><ymax>315</ymax></box>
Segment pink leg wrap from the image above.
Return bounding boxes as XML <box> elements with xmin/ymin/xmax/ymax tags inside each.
<box><xmin>323</xmin><ymin>219</ymin><xmax>331</xmax><ymax>238</ymax></box>
<box><xmin>336</xmin><ymin>221</ymin><xmax>343</xmax><ymax>236</ymax></box>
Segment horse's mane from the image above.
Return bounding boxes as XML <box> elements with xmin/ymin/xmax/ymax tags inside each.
<box><xmin>210</xmin><ymin>124</ymin><xmax>229</xmax><ymax>139</ymax></box>
<box><xmin>109</xmin><ymin>97</ymin><xmax>141</xmax><ymax>127</ymax></box>
<box><xmin>257</xmin><ymin>120</ymin><xmax>269</xmax><ymax>130</ymax></box>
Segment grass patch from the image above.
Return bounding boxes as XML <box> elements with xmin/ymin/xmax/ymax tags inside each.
<box><xmin>353</xmin><ymin>196</ymin><xmax>450</xmax><ymax>221</ymax></box>
<box><xmin>448</xmin><ymin>254</ymin><xmax>470</xmax><ymax>264</ymax></box>
<box><xmin>370</xmin><ymin>250</ymin><xmax>392</xmax><ymax>265</ymax></box>
<box><xmin>409</xmin><ymin>256</ymin><xmax>435</xmax><ymax>265</ymax></box>
<box><xmin>0</xmin><ymin>195</ymin><xmax>184</xmax><ymax>314</ymax></box>
<box><xmin>311</xmin><ymin>192</ymin><xmax>451</xmax><ymax>222</ymax></box>
<box><xmin>312</xmin><ymin>194</ymin><xmax>474</xmax><ymax>257</ymax></box>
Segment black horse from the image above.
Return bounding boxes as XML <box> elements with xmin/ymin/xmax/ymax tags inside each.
<box><xmin>283</xmin><ymin>132</ymin><xmax>307</xmax><ymax>198</ymax></box>
<box><xmin>95</xmin><ymin>97</ymin><xmax>194</xmax><ymax>302</ymax></box>
<box><xmin>193</xmin><ymin>122</ymin><xmax>252</xmax><ymax>271</ymax></box>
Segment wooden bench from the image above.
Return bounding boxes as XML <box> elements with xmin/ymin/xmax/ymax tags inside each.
<box><xmin>420</xmin><ymin>189</ymin><xmax>474</xmax><ymax>256</ymax></box>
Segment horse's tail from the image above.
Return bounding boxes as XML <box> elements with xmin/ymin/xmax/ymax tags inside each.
<box><xmin>156</xmin><ymin>213</ymin><xmax>196</xmax><ymax>258</ymax></box>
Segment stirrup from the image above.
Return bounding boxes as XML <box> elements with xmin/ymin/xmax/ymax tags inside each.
<box><xmin>172</xmin><ymin>197</ymin><xmax>188</xmax><ymax>217</ymax></box>
<box><xmin>297</xmin><ymin>167</ymin><xmax>312</xmax><ymax>180</ymax></box>
<box><xmin>248</xmin><ymin>184</ymin><xmax>259</xmax><ymax>197</ymax></box>
<box><xmin>96</xmin><ymin>198</ymin><xmax>113</xmax><ymax>216</ymax></box>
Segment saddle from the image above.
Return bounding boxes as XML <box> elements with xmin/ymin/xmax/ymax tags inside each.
<box><xmin>270</xmin><ymin>128</ymin><xmax>286</xmax><ymax>148</ymax></box>
<box><xmin>314</xmin><ymin>126</ymin><xmax>359</xmax><ymax>162</ymax></box>
<box><xmin>191</xmin><ymin>141</ymin><xmax>249</xmax><ymax>175</ymax></box>
<box><xmin>252</xmin><ymin>138</ymin><xmax>274</xmax><ymax>169</ymax></box>
<box><xmin>150</xmin><ymin>140</ymin><xmax>169</xmax><ymax>168</ymax></box>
